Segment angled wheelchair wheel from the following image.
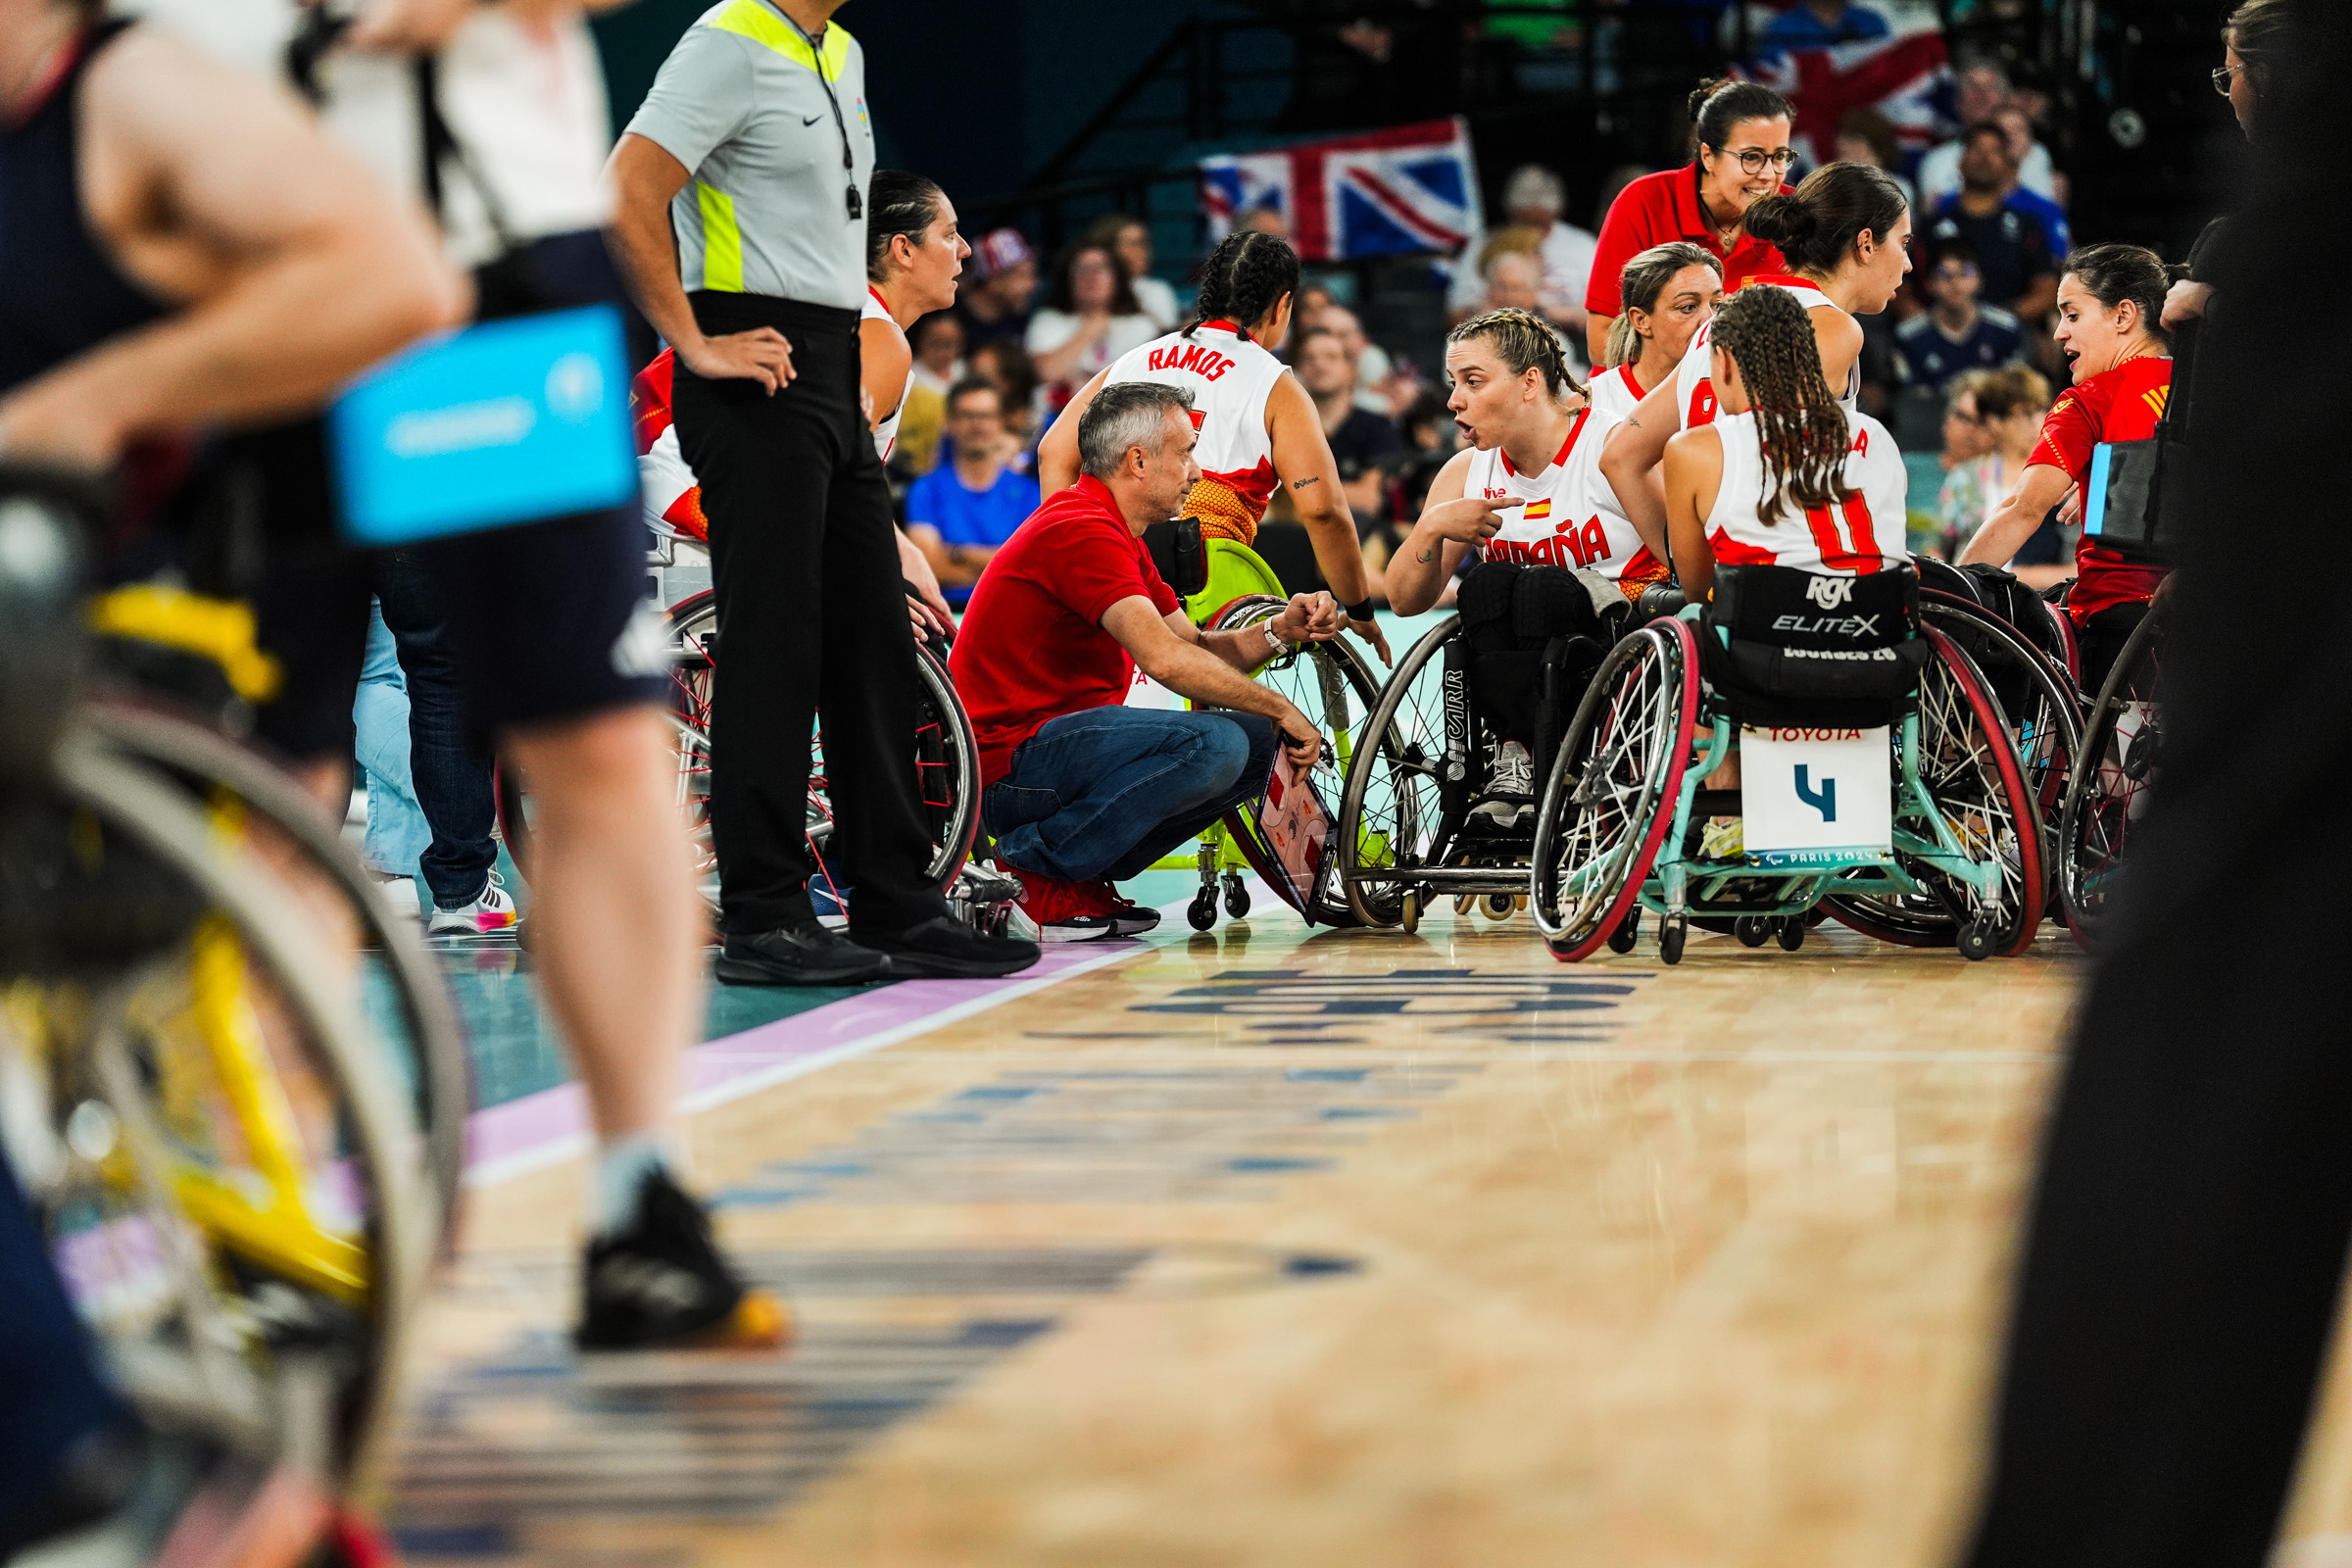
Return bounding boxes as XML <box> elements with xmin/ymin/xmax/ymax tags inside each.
<box><xmin>2058</xmin><ymin>597</ymin><xmax>2167</xmax><ymax>950</ymax></box>
<box><xmin>1531</xmin><ymin>618</ymin><xmax>1700</xmax><ymax>961</ymax></box>
<box><xmin>1824</xmin><ymin>593</ymin><xmax>2081</xmax><ymax>948</ymax></box>
<box><xmin>1200</xmin><ymin>596</ymin><xmax>1385</xmax><ymax>925</ymax></box>
<box><xmin>1336</xmin><ymin>615</ymin><xmax>1459</xmax><ymax>927</ymax></box>
<box><xmin>14</xmin><ymin>737</ymin><xmax>433</xmax><ymax>1491</ymax></box>
<box><xmin>504</xmin><ymin>592</ymin><xmax>981</xmax><ymax>910</ymax></box>
<box><xmin>78</xmin><ymin>702</ymin><xmax>470</xmax><ymax>1244</ymax></box>
<box><xmin>1890</xmin><ymin>626</ymin><xmax>2045</xmax><ymax>957</ymax></box>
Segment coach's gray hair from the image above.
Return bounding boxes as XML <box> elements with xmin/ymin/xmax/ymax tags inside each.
<box><xmin>1077</xmin><ymin>382</ymin><xmax>1196</xmax><ymax>479</ymax></box>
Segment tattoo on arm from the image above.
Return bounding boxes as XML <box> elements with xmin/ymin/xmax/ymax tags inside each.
<box><xmin>1416</xmin><ymin>547</ymin><xmax>1435</xmax><ymax>564</ymax></box>
<box><xmin>1625</xmin><ymin>415</ymin><xmax>1643</xmax><ymax>429</ymax></box>
<box><xmin>1292</xmin><ymin>476</ymin><xmax>1321</xmax><ymax>490</ymax></box>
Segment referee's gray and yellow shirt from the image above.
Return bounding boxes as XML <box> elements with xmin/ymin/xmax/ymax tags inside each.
<box><xmin>624</xmin><ymin>0</ymin><xmax>875</xmax><ymax>311</ymax></box>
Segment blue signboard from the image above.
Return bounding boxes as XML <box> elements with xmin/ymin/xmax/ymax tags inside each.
<box><xmin>330</xmin><ymin>306</ymin><xmax>637</xmax><ymax>547</ymax></box>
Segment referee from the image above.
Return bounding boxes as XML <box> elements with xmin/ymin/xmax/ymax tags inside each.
<box><xmin>608</xmin><ymin>0</ymin><xmax>1035</xmax><ymax>984</ymax></box>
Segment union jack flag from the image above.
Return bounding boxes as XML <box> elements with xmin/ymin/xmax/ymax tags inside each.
<box><xmin>1735</xmin><ymin>28</ymin><xmax>1952</xmax><ymax>171</ymax></box>
<box><xmin>1200</xmin><ymin>117</ymin><xmax>1483</xmax><ymax>263</ymax></box>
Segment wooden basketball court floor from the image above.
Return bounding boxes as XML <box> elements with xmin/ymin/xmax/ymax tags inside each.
<box><xmin>378</xmin><ymin>887</ymin><xmax>2352</xmax><ymax>1568</ymax></box>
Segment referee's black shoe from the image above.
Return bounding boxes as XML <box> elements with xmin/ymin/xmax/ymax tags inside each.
<box><xmin>857</xmin><ymin>914</ymin><xmax>1040</xmax><ymax>978</ymax></box>
<box><xmin>714</xmin><ymin>921</ymin><xmax>893</xmax><ymax>986</ymax></box>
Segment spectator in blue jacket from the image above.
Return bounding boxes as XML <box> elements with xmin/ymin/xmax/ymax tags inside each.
<box><xmin>1761</xmin><ymin>0</ymin><xmax>1890</xmax><ymax>50</ymax></box>
<box><xmin>905</xmin><ymin>378</ymin><xmax>1043</xmax><ymax>606</ymax></box>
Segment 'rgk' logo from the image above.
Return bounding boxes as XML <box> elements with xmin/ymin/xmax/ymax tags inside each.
<box><xmin>1804</xmin><ymin>576</ymin><xmax>1855</xmax><ymax>610</ymax></box>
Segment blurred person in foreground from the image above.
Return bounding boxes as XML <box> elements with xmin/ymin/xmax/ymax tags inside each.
<box><xmin>1957</xmin><ymin>8</ymin><xmax>2352</xmax><ymax>1566</ymax></box>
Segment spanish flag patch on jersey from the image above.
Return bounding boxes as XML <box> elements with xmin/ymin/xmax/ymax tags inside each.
<box><xmin>1523</xmin><ymin>498</ymin><xmax>1552</xmax><ymax>522</ymax></box>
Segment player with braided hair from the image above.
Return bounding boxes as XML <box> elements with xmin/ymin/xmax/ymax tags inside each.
<box><xmin>1602</xmin><ymin>161</ymin><xmax>1912</xmax><ymax>556</ymax></box>
<box><xmin>1664</xmin><ymin>283</ymin><xmax>1907</xmax><ymax>607</ymax></box>
<box><xmin>1039</xmin><ymin>229</ymin><xmax>1390</xmax><ymax>662</ymax></box>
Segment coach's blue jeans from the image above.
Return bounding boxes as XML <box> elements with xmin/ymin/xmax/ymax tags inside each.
<box><xmin>985</xmin><ymin>707</ymin><xmax>1276</xmax><ymax>884</ymax></box>
<box><xmin>375</xmin><ymin>552</ymin><xmax>500</xmax><ymax>911</ymax></box>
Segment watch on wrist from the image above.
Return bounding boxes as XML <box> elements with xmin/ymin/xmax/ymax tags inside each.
<box><xmin>1343</xmin><ymin>597</ymin><xmax>1375</xmax><ymax>622</ymax></box>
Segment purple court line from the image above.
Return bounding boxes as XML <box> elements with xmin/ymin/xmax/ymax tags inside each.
<box><xmin>462</xmin><ymin>925</ymin><xmax>1173</xmax><ymax>1188</ymax></box>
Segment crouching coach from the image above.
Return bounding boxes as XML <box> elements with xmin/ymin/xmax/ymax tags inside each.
<box><xmin>950</xmin><ymin>382</ymin><xmax>1339</xmax><ymax>940</ymax></box>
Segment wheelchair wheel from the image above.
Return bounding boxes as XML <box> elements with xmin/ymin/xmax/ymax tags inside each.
<box><xmin>1823</xmin><ymin>593</ymin><xmax>2081</xmax><ymax>948</ymax></box>
<box><xmin>1202</xmin><ymin>596</ymin><xmax>1385</xmax><ymax>925</ymax></box>
<box><xmin>1335</xmin><ymin>615</ymin><xmax>1459</xmax><ymax>928</ymax></box>
<box><xmin>77</xmin><ymin>703</ymin><xmax>470</xmax><ymax>1243</ymax></box>
<box><xmin>1886</xmin><ymin>627</ymin><xmax>2045</xmax><ymax>956</ymax></box>
<box><xmin>16</xmin><ymin>737</ymin><xmax>432</xmax><ymax>1491</ymax></box>
<box><xmin>2057</xmin><ymin>597</ymin><xmax>2167</xmax><ymax>950</ymax></box>
<box><xmin>502</xmin><ymin>593</ymin><xmax>981</xmax><ymax>906</ymax></box>
<box><xmin>1531</xmin><ymin>619</ymin><xmax>1700</xmax><ymax>961</ymax></box>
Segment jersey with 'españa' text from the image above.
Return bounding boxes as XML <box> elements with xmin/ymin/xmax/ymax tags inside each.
<box><xmin>1704</xmin><ymin>408</ymin><xmax>1907</xmax><ymax>575</ymax></box>
<box><xmin>1461</xmin><ymin>404</ymin><xmax>1664</xmax><ymax>588</ymax></box>
<box><xmin>1102</xmin><ymin>319</ymin><xmax>1288</xmax><ymax>523</ymax></box>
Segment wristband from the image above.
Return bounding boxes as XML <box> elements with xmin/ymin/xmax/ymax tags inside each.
<box><xmin>1260</xmin><ymin>621</ymin><xmax>1288</xmax><ymax>658</ymax></box>
<box><xmin>1343</xmin><ymin>598</ymin><xmax>1375</xmax><ymax>622</ymax></box>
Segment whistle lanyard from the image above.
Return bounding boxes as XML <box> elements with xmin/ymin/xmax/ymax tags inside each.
<box><xmin>775</xmin><ymin>4</ymin><xmax>860</xmax><ymax>222</ymax></box>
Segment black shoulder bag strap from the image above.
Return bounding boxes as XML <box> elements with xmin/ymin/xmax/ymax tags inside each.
<box><xmin>2143</xmin><ymin>321</ymin><xmax>2196</xmax><ymax>555</ymax></box>
<box><xmin>413</xmin><ymin>55</ymin><xmax>550</xmax><ymax>320</ymax></box>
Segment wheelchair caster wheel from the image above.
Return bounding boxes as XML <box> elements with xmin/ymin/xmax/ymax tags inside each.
<box><xmin>1776</xmin><ymin>917</ymin><xmax>1805</xmax><ymax>953</ymax></box>
<box><xmin>1222</xmin><ymin>875</ymin><xmax>1250</xmax><ymax>920</ymax></box>
<box><xmin>1482</xmin><ymin>893</ymin><xmax>1515</xmax><ymax>920</ymax></box>
<box><xmin>1734</xmin><ymin>915</ymin><xmax>1771</xmax><ymax>949</ymax></box>
<box><xmin>1957</xmin><ymin>915</ymin><xmax>1997</xmax><ymax>961</ymax></box>
<box><xmin>1400</xmin><ymin>890</ymin><xmax>1422</xmax><ymax>934</ymax></box>
<box><xmin>1607</xmin><ymin>909</ymin><xmax>1641</xmax><ymax>954</ymax></box>
<box><xmin>1187</xmin><ymin>889</ymin><xmax>1218</xmax><ymax>932</ymax></box>
<box><xmin>1453</xmin><ymin>894</ymin><xmax>1475</xmax><ymax>916</ymax></box>
<box><xmin>1659</xmin><ymin>914</ymin><xmax>1688</xmax><ymax>966</ymax></box>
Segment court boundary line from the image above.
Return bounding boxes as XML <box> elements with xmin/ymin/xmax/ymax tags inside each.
<box><xmin>462</xmin><ymin>903</ymin><xmax>1184</xmax><ymax>1189</ymax></box>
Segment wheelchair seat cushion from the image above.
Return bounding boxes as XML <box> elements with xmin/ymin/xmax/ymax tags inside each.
<box><xmin>1699</xmin><ymin>562</ymin><xmax>1928</xmax><ymax>727</ymax></box>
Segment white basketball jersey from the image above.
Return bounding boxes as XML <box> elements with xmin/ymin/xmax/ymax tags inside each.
<box><xmin>1672</xmin><ymin>275</ymin><xmax>1861</xmax><ymax>431</ymax></box>
<box><xmin>864</xmin><ymin>287</ymin><xmax>903</xmax><ymax>463</ymax></box>
<box><xmin>639</xmin><ymin>423</ymin><xmax>700</xmax><ymax>538</ymax></box>
<box><xmin>1588</xmin><ymin>362</ymin><xmax>1646</xmax><ymax>422</ymax></box>
<box><xmin>1704</xmin><ymin>409</ymin><xmax>1908</xmax><ymax>575</ymax></box>
<box><xmin>1460</xmin><ymin>405</ymin><xmax>1661</xmax><ymax>584</ymax></box>
<box><xmin>1103</xmin><ymin>320</ymin><xmax>1287</xmax><ymax>514</ymax></box>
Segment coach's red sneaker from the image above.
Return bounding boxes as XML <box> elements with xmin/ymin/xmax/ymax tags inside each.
<box><xmin>1102</xmin><ymin>885</ymin><xmax>1162</xmax><ymax>936</ymax></box>
<box><xmin>1008</xmin><ymin>870</ymin><xmax>1120</xmax><ymax>943</ymax></box>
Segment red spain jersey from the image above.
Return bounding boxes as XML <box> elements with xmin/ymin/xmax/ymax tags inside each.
<box><xmin>2030</xmin><ymin>354</ymin><xmax>2172</xmax><ymax>624</ymax></box>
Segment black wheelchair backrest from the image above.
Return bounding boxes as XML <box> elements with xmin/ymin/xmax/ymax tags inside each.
<box><xmin>1702</xmin><ymin>562</ymin><xmax>1929</xmax><ymax>726</ymax></box>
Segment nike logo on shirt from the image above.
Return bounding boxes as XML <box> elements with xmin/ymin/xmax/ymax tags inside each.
<box><xmin>803</xmin><ymin>113</ymin><xmax>822</xmax><ymax>125</ymax></box>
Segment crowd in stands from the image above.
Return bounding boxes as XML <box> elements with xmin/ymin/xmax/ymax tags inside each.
<box><xmin>868</xmin><ymin>12</ymin><xmax>2101</xmax><ymax>609</ymax></box>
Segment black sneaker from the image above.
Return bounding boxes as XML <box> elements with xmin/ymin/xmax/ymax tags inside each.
<box><xmin>577</xmin><ymin>1168</ymin><xmax>790</xmax><ymax>1351</ymax></box>
<box><xmin>1105</xmin><ymin>893</ymin><xmax>1161</xmax><ymax>935</ymax></box>
<box><xmin>856</xmin><ymin>914</ymin><xmax>1041</xmax><ymax>977</ymax></box>
<box><xmin>714</xmin><ymin>921</ymin><xmax>891</xmax><ymax>986</ymax></box>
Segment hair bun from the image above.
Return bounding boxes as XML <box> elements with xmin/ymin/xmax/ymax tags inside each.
<box><xmin>1687</xmin><ymin>75</ymin><xmax>1734</xmax><ymax>121</ymax></box>
<box><xmin>1742</xmin><ymin>193</ymin><xmax>1818</xmax><ymax>252</ymax></box>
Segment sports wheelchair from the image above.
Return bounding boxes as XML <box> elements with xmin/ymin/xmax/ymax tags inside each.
<box><xmin>1331</xmin><ymin>562</ymin><xmax>1631</xmax><ymax>931</ymax></box>
<box><xmin>2055</xmin><ymin>582</ymin><xmax>2168</xmax><ymax>948</ymax></box>
<box><xmin>1138</xmin><ymin>522</ymin><xmax>1389</xmax><ymax>931</ymax></box>
<box><xmin>1531</xmin><ymin>562</ymin><xmax>2046</xmax><ymax>964</ymax></box>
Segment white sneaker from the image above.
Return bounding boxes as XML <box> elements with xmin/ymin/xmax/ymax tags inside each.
<box><xmin>1471</xmin><ymin>741</ymin><xmax>1536</xmax><ymax>828</ymax></box>
<box><xmin>428</xmin><ymin>870</ymin><xmax>519</xmax><ymax>936</ymax></box>
<box><xmin>371</xmin><ymin>874</ymin><xmax>420</xmax><ymax>921</ymax></box>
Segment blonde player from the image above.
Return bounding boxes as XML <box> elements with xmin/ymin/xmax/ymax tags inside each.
<box><xmin>1039</xmin><ymin>230</ymin><xmax>1390</xmax><ymax>662</ymax></box>
<box><xmin>1589</xmin><ymin>242</ymin><xmax>1723</xmax><ymax>421</ymax></box>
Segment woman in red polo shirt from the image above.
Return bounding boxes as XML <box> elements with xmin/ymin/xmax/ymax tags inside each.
<box><xmin>1960</xmin><ymin>243</ymin><xmax>2174</xmax><ymax>691</ymax></box>
<box><xmin>1585</xmin><ymin>78</ymin><xmax>1795</xmax><ymax>365</ymax></box>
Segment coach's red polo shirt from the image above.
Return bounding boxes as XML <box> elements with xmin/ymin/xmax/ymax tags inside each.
<box><xmin>950</xmin><ymin>474</ymin><xmax>1181</xmax><ymax>788</ymax></box>
<box><xmin>1585</xmin><ymin>165</ymin><xmax>1791</xmax><ymax>318</ymax></box>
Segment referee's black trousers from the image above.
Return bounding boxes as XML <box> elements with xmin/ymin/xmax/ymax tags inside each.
<box><xmin>674</xmin><ymin>291</ymin><xmax>948</xmax><ymax>936</ymax></box>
